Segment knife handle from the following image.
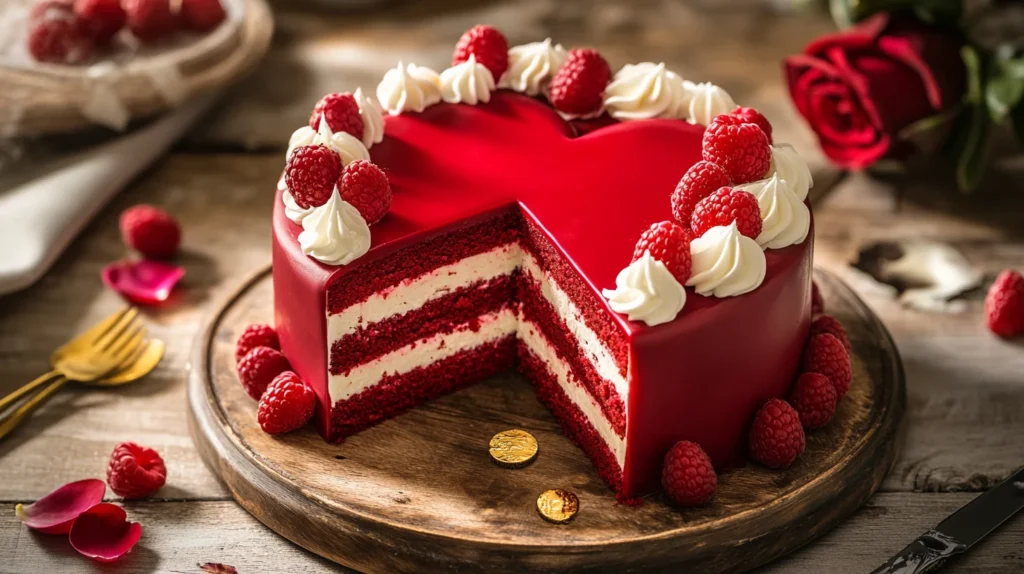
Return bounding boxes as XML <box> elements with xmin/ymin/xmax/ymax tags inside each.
<box><xmin>870</xmin><ymin>530</ymin><xmax>968</xmax><ymax>574</ymax></box>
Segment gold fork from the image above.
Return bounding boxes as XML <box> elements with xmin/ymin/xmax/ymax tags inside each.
<box><xmin>0</xmin><ymin>313</ymin><xmax>151</xmax><ymax>441</ymax></box>
<box><xmin>0</xmin><ymin>307</ymin><xmax>141</xmax><ymax>413</ymax></box>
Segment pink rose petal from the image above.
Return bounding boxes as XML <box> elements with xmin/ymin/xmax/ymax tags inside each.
<box><xmin>68</xmin><ymin>503</ymin><xmax>142</xmax><ymax>563</ymax></box>
<box><xmin>14</xmin><ymin>479</ymin><xmax>106</xmax><ymax>534</ymax></box>
<box><xmin>101</xmin><ymin>259</ymin><xmax>185</xmax><ymax>305</ymax></box>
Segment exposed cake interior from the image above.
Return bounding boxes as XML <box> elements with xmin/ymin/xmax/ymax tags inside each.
<box><xmin>324</xmin><ymin>209</ymin><xmax>630</xmax><ymax>491</ymax></box>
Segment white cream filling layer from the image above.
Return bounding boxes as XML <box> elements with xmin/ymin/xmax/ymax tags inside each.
<box><xmin>326</xmin><ymin>243</ymin><xmax>629</xmax><ymax>401</ymax></box>
<box><xmin>329</xmin><ymin>309</ymin><xmax>518</xmax><ymax>402</ymax></box>
<box><xmin>517</xmin><ymin>319</ymin><xmax>627</xmax><ymax>469</ymax></box>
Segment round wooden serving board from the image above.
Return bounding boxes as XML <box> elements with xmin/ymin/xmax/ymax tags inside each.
<box><xmin>188</xmin><ymin>266</ymin><xmax>906</xmax><ymax>573</ymax></box>
<box><xmin>0</xmin><ymin>0</ymin><xmax>272</xmax><ymax>137</ymax></box>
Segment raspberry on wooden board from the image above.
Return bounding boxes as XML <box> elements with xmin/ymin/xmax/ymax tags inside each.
<box><xmin>258</xmin><ymin>372</ymin><xmax>317</xmax><ymax>434</ymax></box>
<box><xmin>802</xmin><ymin>333</ymin><xmax>852</xmax><ymax>398</ymax></box>
<box><xmin>749</xmin><ymin>398</ymin><xmax>805</xmax><ymax>469</ymax></box>
<box><xmin>237</xmin><ymin>346</ymin><xmax>291</xmax><ymax>400</ymax></box>
<box><xmin>661</xmin><ymin>440</ymin><xmax>717</xmax><ymax>507</ymax></box>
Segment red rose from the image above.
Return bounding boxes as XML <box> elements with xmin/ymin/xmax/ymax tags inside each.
<box><xmin>785</xmin><ymin>13</ymin><xmax>966</xmax><ymax>169</ymax></box>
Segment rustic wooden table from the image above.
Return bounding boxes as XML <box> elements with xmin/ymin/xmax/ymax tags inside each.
<box><xmin>2</xmin><ymin>1</ymin><xmax>1022</xmax><ymax>572</ymax></box>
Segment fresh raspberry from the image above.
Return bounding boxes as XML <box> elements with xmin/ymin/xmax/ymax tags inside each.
<box><xmin>985</xmin><ymin>270</ymin><xmax>1024</xmax><ymax>338</ymax></box>
<box><xmin>180</xmin><ymin>0</ymin><xmax>226</xmax><ymax>32</ymax></box>
<box><xmin>237</xmin><ymin>346</ymin><xmax>291</xmax><ymax>400</ymax></box>
<box><xmin>452</xmin><ymin>25</ymin><xmax>509</xmax><ymax>81</ymax></box>
<box><xmin>749</xmin><ymin>398</ymin><xmax>805</xmax><ymax>469</ymax></box>
<box><xmin>119</xmin><ymin>204</ymin><xmax>181</xmax><ymax>259</ymax></box>
<box><xmin>27</xmin><ymin>4</ymin><xmax>94</xmax><ymax>64</ymax></box>
<box><xmin>789</xmin><ymin>372</ymin><xmax>837</xmax><ymax>429</ymax></box>
<box><xmin>309</xmin><ymin>92</ymin><xmax>364</xmax><ymax>140</ymax></box>
<box><xmin>106</xmin><ymin>442</ymin><xmax>166</xmax><ymax>499</ymax></box>
<box><xmin>123</xmin><ymin>0</ymin><xmax>179</xmax><ymax>42</ymax></box>
<box><xmin>661</xmin><ymin>440</ymin><xmax>717</xmax><ymax>506</ymax></box>
<box><xmin>547</xmin><ymin>48</ymin><xmax>612</xmax><ymax>117</ymax></box>
<box><xmin>73</xmin><ymin>0</ymin><xmax>125</xmax><ymax>44</ymax></box>
<box><xmin>690</xmin><ymin>187</ymin><xmax>762</xmax><ymax>239</ymax></box>
<box><xmin>802</xmin><ymin>333</ymin><xmax>852</xmax><ymax>398</ymax></box>
<box><xmin>632</xmin><ymin>220</ymin><xmax>692</xmax><ymax>284</ymax></box>
<box><xmin>257</xmin><ymin>372</ymin><xmax>316</xmax><ymax>434</ymax></box>
<box><xmin>702</xmin><ymin>114</ymin><xmax>772</xmax><ymax>184</ymax></box>
<box><xmin>810</xmin><ymin>315</ymin><xmax>851</xmax><ymax>352</ymax></box>
<box><xmin>670</xmin><ymin>160</ymin><xmax>732</xmax><ymax>226</ymax></box>
<box><xmin>235</xmin><ymin>323</ymin><xmax>279</xmax><ymax>363</ymax></box>
<box><xmin>811</xmin><ymin>280</ymin><xmax>824</xmax><ymax>314</ymax></box>
<box><xmin>285</xmin><ymin>145</ymin><xmax>342</xmax><ymax>209</ymax></box>
<box><xmin>338</xmin><ymin>160</ymin><xmax>392</xmax><ymax>224</ymax></box>
<box><xmin>731</xmin><ymin>106</ymin><xmax>773</xmax><ymax>144</ymax></box>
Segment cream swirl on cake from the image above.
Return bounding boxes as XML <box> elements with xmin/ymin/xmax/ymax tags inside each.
<box><xmin>603</xmin><ymin>62</ymin><xmax>690</xmax><ymax>120</ymax></box>
<box><xmin>283</xmin><ymin>189</ymin><xmax>315</xmax><ymax>224</ymax></box>
<box><xmin>377</xmin><ymin>62</ymin><xmax>442</xmax><ymax>115</ymax></box>
<box><xmin>686</xmin><ymin>82</ymin><xmax>736</xmax><ymax>126</ymax></box>
<box><xmin>737</xmin><ymin>174</ymin><xmax>810</xmax><ymax>250</ymax></box>
<box><xmin>354</xmin><ymin>87</ymin><xmax>384</xmax><ymax>148</ymax></box>
<box><xmin>286</xmin><ymin>120</ymin><xmax>371</xmax><ymax>166</ymax></box>
<box><xmin>298</xmin><ymin>188</ymin><xmax>371</xmax><ymax>265</ymax></box>
<box><xmin>687</xmin><ymin>222</ymin><xmax>766</xmax><ymax>297</ymax></box>
<box><xmin>602</xmin><ymin>251</ymin><xmax>686</xmax><ymax>327</ymax></box>
<box><xmin>769</xmin><ymin>144</ymin><xmax>813</xmax><ymax>201</ymax></box>
<box><xmin>499</xmin><ymin>38</ymin><xmax>567</xmax><ymax>96</ymax></box>
<box><xmin>440</xmin><ymin>54</ymin><xmax>496</xmax><ymax>105</ymax></box>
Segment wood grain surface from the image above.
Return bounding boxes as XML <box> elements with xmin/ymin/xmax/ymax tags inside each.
<box><xmin>1</xmin><ymin>0</ymin><xmax>1023</xmax><ymax>572</ymax></box>
<box><xmin>187</xmin><ymin>267</ymin><xmax>902</xmax><ymax>573</ymax></box>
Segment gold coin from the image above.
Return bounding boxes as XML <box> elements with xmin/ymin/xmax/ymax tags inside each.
<box><xmin>536</xmin><ymin>489</ymin><xmax>579</xmax><ymax>524</ymax></box>
<box><xmin>488</xmin><ymin>429</ymin><xmax>539</xmax><ymax>468</ymax></box>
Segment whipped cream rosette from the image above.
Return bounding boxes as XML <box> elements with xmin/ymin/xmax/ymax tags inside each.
<box><xmin>377</xmin><ymin>62</ymin><xmax>443</xmax><ymax>115</ymax></box>
<box><xmin>736</xmin><ymin>174</ymin><xmax>810</xmax><ymax>250</ymax></box>
<box><xmin>500</xmin><ymin>38</ymin><xmax>568</xmax><ymax>96</ymax></box>
<box><xmin>687</xmin><ymin>222</ymin><xmax>766</xmax><ymax>297</ymax></box>
<box><xmin>298</xmin><ymin>188</ymin><xmax>372</xmax><ymax>266</ymax></box>
<box><xmin>603</xmin><ymin>62</ymin><xmax>691</xmax><ymax>120</ymax></box>
<box><xmin>603</xmin><ymin>250</ymin><xmax>687</xmax><ymax>326</ymax></box>
<box><xmin>440</xmin><ymin>54</ymin><xmax>496</xmax><ymax>105</ymax></box>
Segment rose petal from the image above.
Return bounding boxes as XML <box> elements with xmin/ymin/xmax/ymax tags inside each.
<box><xmin>68</xmin><ymin>503</ymin><xmax>142</xmax><ymax>563</ymax></box>
<box><xmin>101</xmin><ymin>259</ymin><xmax>185</xmax><ymax>305</ymax></box>
<box><xmin>14</xmin><ymin>479</ymin><xmax>106</xmax><ymax>534</ymax></box>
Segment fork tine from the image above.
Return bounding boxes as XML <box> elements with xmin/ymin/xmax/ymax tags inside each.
<box><xmin>108</xmin><ymin>330</ymin><xmax>147</xmax><ymax>364</ymax></box>
<box><xmin>94</xmin><ymin>309</ymin><xmax>141</xmax><ymax>350</ymax></box>
<box><xmin>50</xmin><ymin>307</ymin><xmax>131</xmax><ymax>362</ymax></box>
<box><xmin>112</xmin><ymin>340</ymin><xmax>149</xmax><ymax>372</ymax></box>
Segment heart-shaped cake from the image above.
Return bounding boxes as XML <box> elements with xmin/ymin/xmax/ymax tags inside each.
<box><xmin>270</xmin><ymin>31</ymin><xmax>815</xmax><ymax>498</ymax></box>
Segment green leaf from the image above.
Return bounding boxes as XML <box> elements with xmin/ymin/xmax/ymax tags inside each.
<box><xmin>983</xmin><ymin>49</ymin><xmax>1024</xmax><ymax>124</ymax></box>
<box><xmin>954</xmin><ymin>103</ymin><xmax>992</xmax><ymax>192</ymax></box>
<box><xmin>986</xmin><ymin>72</ymin><xmax>1024</xmax><ymax>124</ymax></box>
<box><xmin>962</xmin><ymin>46</ymin><xmax>984</xmax><ymax>104</ymax></box>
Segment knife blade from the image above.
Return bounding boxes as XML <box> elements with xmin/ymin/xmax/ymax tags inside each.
<box><xmin>871</xmin><ymin>466</ymin><xmax>1024</xmax><ymax>574</ymax></box>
